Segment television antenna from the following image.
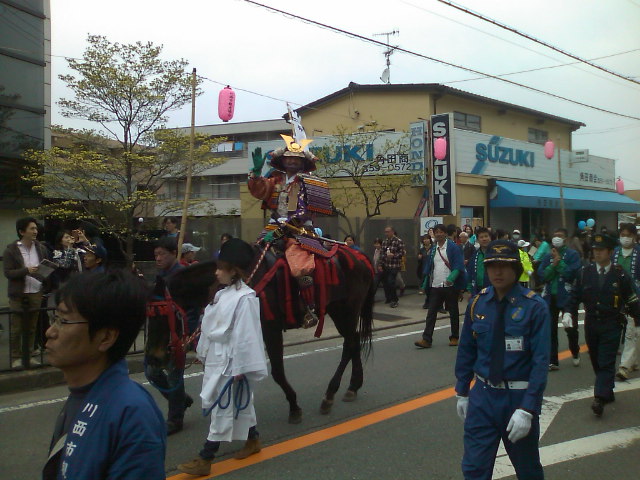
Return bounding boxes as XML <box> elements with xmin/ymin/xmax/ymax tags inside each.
<box><xmin>373</xmin><ymin>30</ymin><xmax>399</xmax><ymax>84</ymax></box>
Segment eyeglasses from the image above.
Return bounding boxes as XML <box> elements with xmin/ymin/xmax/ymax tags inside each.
<box><xmin>49</xmin><ymin>313</ymin><xmax>89</xmax><ymax>328</ymax></box>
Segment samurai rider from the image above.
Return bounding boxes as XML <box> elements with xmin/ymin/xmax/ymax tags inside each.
<box><xmin>248</xmin><ymin>134</ymin><xmax>331</xmax><ymax>329</ymax></box>
<box><xmin>455</xmin><ymin>240</ymin><xmax>550</xmax><ymax>480</ymax></box>
<box><xmin>566</xmin><ymin>233</ymin><xmax>640</xmax><ymax>417</ymax></box>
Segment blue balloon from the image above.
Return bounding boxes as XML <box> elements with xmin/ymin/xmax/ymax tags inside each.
<box><xmin>586</xmin><ymin>218</ymin><xmax>595</xmax><ymax>227</ymax></box>
<box><xmin>578</xmin><ymin>220</ymin><xmax>586</xmax><ymax>230</ymax></box>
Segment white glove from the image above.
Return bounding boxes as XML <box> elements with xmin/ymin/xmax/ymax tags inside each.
<box><xmin>456</xmin><ymin>395</ymin><xmax>469</xmax><ymax>421</ymax></box>
<box><xmin>561</xmin><ymin>312</ymin><xmax>572</xmax><ymax>329</ymax></box>
<box><xmin>277</xmin><ymin>217</ymin><xmax>288</xmax><ymax>224</ymax></box>
<box><xmin>507</xmin><ymin>409</ymin><xmax>533</xmax><ymax>443</ymax></box>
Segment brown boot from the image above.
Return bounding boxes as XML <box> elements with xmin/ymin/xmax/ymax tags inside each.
<box><xmin>177</xmin><ymin>457</ymin><xmax>212</xmax><ymax>476</ymax></box>
<box><xmin>234</xmin><ymin>438</ymin><xmax>262</xmax><ymax>460</ymax></box>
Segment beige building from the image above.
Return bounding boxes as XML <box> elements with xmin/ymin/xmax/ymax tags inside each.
<box><xmin>240</xmin><ymin>83</ymin><xmax>639</xmax><ymax>281</ymax></box>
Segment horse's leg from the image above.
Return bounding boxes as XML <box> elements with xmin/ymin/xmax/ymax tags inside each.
<box><xmin>343</xmin><ymin>333</ymin><xmax>363</xmax><ymax>402</ymax></box>
<box><xmin>320</xmin><ymin>338</ymin><xmax>352</xmax><ymax>414</ymax></box>
<box><xmin>262</xmin><ymin>322</ymin><xmax>302</xmax><ymax>424</ymax></box>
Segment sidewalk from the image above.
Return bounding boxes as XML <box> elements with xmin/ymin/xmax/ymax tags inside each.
<box><xmin>0</xmin><ymin>288</ymin><xmax>469</xmax><ymax>395</ymax></box>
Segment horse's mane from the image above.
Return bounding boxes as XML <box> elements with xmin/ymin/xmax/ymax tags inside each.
<box><xmin>166</xmin><ymin>260</ymin><xmax>219</xmax><ymax>311</ymax></box>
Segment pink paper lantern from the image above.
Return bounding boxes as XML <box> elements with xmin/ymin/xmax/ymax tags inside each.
<box><xmin>544</xmin><ymin>140</ymin><xmax>554</xmax><ymax>159</ymax></box>
<box><xmin>434</xmin><ymin>137</ymin><xmax>447</xmax><ymax>160</ymax></box>
<box><xmin>616</xmin><ymin>176</ymin><xmax>625</xmax><ymax>194</ymax></box>
<box><xmin>218</xmin><ymin>86</ymin><xmax>235</xmax><ymax>122</ymax></box>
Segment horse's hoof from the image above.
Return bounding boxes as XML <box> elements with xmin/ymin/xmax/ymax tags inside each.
<box><xmin>288</xmin><ymin>408</ymin><xmax>302</xmax><ymax>424</ymax></box>
<box><xmin>320</xmin><ymin>398</ymin><xmax>333</xmax><ymax>415</ymax></box>
<box><xmin>342</xmin><ymin>390</ymin><xmax>357</xmax><ymax>402</ymax></box>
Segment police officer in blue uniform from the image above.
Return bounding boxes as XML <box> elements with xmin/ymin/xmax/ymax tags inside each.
<box><xmin>455</xmin><ymin>240</ymin><xmax>550</xmax><ymax>480</ymax></box>
<box><xmin>567</xmin><ymin>233</ymin><xmax>640</xmax><ymax>416</ymax></box>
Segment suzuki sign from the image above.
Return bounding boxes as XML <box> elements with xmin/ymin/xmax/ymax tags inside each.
<box><xmin>430</xmin><ymin>113</ymin><xmax>456</xmax><ymax>216</ymax></box>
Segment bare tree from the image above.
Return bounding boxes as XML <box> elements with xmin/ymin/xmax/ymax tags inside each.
<box><xmin>315</xmin><ymin>126</ymin><xmax>409</xmax><ymax>241</ymax></box>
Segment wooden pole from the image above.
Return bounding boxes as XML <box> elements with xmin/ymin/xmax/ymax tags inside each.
<box><xmin>557</xmin><ymin>144</ymin><xmax>567</xmax><ymax>229</ymax></box>
<box><xmin>177</xmin><ymin>67</ymin><xmax>197</xmax><ymax>261</ymax></box>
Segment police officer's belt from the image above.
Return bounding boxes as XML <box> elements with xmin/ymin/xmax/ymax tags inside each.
<box><xmin>476</xmin><ymin>374</ymin><xmax>529</xmax><ymax>390</ymax></box>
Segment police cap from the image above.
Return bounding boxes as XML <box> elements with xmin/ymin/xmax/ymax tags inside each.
<box><xmin>591</xmin><ymin>233</ymin><xmax>617</xmax><ymax>250</ymax></box>
<box><xmin>483</xmin><ymin>240</ymin><xmax>520</xmax><ymax>264</ymax></box>
<box><xmin>218</xmin><ymin>238</ymin><xmax>255</xmax><ymax>270</ymax></box>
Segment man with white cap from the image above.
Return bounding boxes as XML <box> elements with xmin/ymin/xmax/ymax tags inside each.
<box><xmin>180</xmin><ymin>243</ymin><xmax>201</xmax><ymax>267</ymax></box>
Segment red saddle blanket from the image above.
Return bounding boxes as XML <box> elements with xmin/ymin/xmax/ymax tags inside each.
<box><xmin>252</xmin><ymin>247</ymin><xmax>351</xmax><ymax>337</ymax></box>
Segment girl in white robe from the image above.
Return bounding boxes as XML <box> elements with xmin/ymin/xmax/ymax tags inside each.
<box><xmin>178</xmin><ymin>239</ymin><xmax>268</xmax><ymax>476</ymax></box>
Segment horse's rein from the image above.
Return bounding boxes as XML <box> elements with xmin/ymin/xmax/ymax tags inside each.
<box><xmin>247</xmin><ymin>241</ymin><xmax>272</xmax><ymax>284</ymax></box>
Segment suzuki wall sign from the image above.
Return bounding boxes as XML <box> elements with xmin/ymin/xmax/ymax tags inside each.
<box><xmin>430</xmin><ymin>113</ymin><xmax>456</xmax><ymax>216</ymax></box>
<box><xmin>454</xmin><ymin>130</ymin><xmax>614</xmax><ymax>189</ymax></box>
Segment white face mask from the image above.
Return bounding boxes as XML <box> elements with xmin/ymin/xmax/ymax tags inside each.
<box><xmin>620</xmin><ymin>237</ymin><xmax>634</xmax><ymax>248</ymax></box>
<box><xmin>551</xmin><ymin>237</ymin><xmax>564</xmax><ymax>248</ymax></box>
<box><xmin>512</xmin><ymin>234</ymin><xmax>521</xmax><ymax>241</ymax></box>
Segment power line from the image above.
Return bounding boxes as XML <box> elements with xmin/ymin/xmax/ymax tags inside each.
<box><xmin>197</xmin><ymin>75</ymin><xmax>356</xmax><ymax>123</ymax></box>
<box><xmin>401</xmin><ymin>0</ymin><xmax>640</xmax><ymax>91</ymax></box>
<box><xmin>241</xmin><ymin>0</ymin><xmax>640</xmax><ymax>121</ymax></box>
<box><xmin>198</xmin><ymin>75</ymin><xmax>303</xmax><ymax>106</ymax></box>
<box><xmin>0</xmin><ymin>45</ymin><xmax>83</xmax><ymax>61</ymax></box>
<box><xmin>445</xmin><ymin>49</ymin><xmax>640</xmax><ymax>84</ymax></box>
<box><xmin>573</xmin><ymin>123</ymin><xmax>640</xmax><ymax>135</ymax></box>
<box><xmin>436</xmin><ymin>0</ymin><xmax>640</xmax><ymax>86</ymax></box>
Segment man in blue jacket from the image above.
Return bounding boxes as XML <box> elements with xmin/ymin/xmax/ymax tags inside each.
<box><xmin>537</xmin><ymin>227</ymin><xmax>582</xmax><ymax>370</ymax></box>
<box><xmin>415</xmin><ymin>224</ymin><xmax>466</xmax><ymax>348</ymax></box>
<box><xmin>43</xmin><ymin>270</ymin><xmax>166</xmax><ymax>480</ymax></box>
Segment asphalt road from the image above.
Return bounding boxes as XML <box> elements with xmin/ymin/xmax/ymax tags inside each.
<box><xmin>1</xmin><ymin>302</ymin><xmax>639</xmax><ymax>479</ymax></box>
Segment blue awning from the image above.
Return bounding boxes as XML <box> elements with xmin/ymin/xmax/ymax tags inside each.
<box><xmin>491</xmin><ymin>181</ymin><xmax>640</xmax><ymax>212</ymax></box>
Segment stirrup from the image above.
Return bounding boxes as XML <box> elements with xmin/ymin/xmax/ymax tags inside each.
<box><xmin>303</xmin><ymin>309</ymin><xmax>318</xmax><ymax>329</ymax></box>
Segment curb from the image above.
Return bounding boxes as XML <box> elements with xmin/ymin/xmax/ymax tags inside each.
<box><xmin>0</xmin><ymin>356</ymin><xmax>147</xmax><ymax>395</ymax></box>
<box><xmin>0</xmin><ymin>291</ymin><xmax>461</xmax><ymax>396</ymax></box>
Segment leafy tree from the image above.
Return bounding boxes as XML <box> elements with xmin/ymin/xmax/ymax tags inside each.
<box><xmin>23</xmin><ymin>35</ymin><xmax>222</xmax><ymax>262</ymax></box>
<box><xmin>313</xmin><ymin>126</ymin><xmax>410</xmax><ymax>241</ymax></box>
<box><xmin>58</xmin><ymin>35</ymin><xmax>194</xmax><ymax>152</ymax></box>
<box><xmin>24</xmin><ymin>127</ymin><xmax>222</xmax><ymax>262</ymax></box>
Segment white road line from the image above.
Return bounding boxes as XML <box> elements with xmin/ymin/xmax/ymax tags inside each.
<box><xmin>0</xmin><ymin>397</ymin><xmax>67</xmax><ymax>413</ymax></box>
<box><xmin>493</xmin><ymin>427</ymin><xmax>640</xmax><ymax>479</ymax></box>
<box><xmin>0</xmin><ymin>319</ymin><xmax>593</xmax><ymax>415</ymax></box>
<box><xmin>0</xmin><ymin>325</ymin><xmax>436</xmax><ymax>414</ymax></box>
<box><xmin>493</xmin><ymin>378</ymin><xmax>640</xmax><ymax>478</ymax></box>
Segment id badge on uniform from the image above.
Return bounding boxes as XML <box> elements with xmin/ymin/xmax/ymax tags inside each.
<box><xmin>505</xmin><ymin>336</ymin><xmax>524</xmax><ymax>351</ymax></box>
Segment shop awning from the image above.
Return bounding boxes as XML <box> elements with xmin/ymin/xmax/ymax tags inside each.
<box><xmin>491</xmin><ymin>181</ymin><xmax>640</xmax><ymax>212</ymax></box>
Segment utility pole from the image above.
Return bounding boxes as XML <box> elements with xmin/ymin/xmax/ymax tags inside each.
<box><xmin>556</xmin><ymin>142</ymin><xmax>567</xmax><ymax>229</ymax></box>
<box><xmin>177</xmin><ymin>68</ymin><xmax>197</xmax><ymax>260</ymax></box>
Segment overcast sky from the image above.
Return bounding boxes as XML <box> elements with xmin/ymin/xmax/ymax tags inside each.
<box><xmin>50</xmin><ymin>0</ymin><xmax>640</xmax><ymax>188</ymax></box>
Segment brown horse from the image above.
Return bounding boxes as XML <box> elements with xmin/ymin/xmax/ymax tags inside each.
<box><xmin>152</xmin><ymin>245</ymin><xmax>375</xmax><ymax>424</ymax></box>
<box><xmin>250</xmin><ymin>244</ymin><xmax>375</xmax><ymax>423</ymax></box>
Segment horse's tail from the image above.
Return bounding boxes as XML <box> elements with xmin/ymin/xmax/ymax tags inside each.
<box><xmin>359</xmin><ymin>273</ymin><xmax>375</xmax><ymax>360</ymax></box>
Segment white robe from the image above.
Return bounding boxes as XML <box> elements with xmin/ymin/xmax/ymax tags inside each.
<box><xmin>196</xmin><ymin>282</ymin><xmax>268</xmax><ymax>442</ymax></box>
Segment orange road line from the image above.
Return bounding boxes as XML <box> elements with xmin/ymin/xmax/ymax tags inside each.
<box><xmin>167</xmin><ymin>346</ymin><xmax>585</xmax><ymax>479</ymax></box>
